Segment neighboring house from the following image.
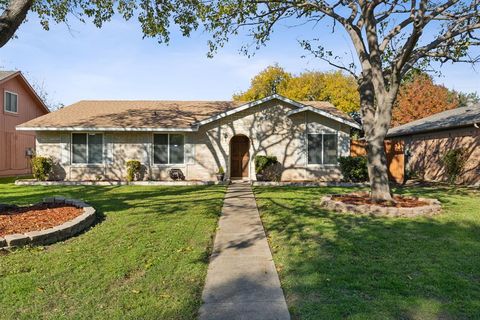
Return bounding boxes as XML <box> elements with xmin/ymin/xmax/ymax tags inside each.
<box><xmin>16</xmin><ymin>94</ymin><xmax>360</xmax><ymax>181</ymax></box>
<box><xmin>1</xmin><ymin>71</ymin><xmax>50</xmax><ymax>177</ymax></box>
<box><xmin>387</xmin><ymin>104</ymin><xmax>480</xmax><ymax>185</ymax></box>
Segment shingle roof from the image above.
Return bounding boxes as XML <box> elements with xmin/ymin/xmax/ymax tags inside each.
<box><xmin>0</xmin><ymin>70</ymin><xmax>19</xmax><ymax>82</ymax></box>
<box><xmin>387</xmin><ymin>104</ymin><xmax>480</xmax><ymax>137</ymax></box>
<box><xmin>17</xmin><ymin>97</ymin><xmax>357</xmax><ymax>131</ymax></box>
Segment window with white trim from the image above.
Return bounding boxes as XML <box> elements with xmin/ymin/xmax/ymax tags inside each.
<box><xmin>4</xmin><ymin>91</ymin><xmax>18</xmax><ymax>113</ymax></box>
<box><xmin>307</xmin><ymin>133</ymin><xmax>338</xmax><ymax>165</ymax></box>
<box><xmin>72</xmin><ymin>133</ymin><xmax>104</xmax><ymax>164</ymax></box>
<box><xmin>153</xmin><ymin>134</ymin><xmax>184</xmax><ymax>164</ymax></box>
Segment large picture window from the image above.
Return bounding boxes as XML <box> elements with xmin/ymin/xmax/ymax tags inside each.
<box><xmin>4</xmin><ymin>91</ymin><xmax>18</xmax><ymax>113</ymax></box>
<box><xmin>153</xmin><ymin>134</ymin><xmax>184</xmax><ymax>164</ymax></box>
<box><xmin>308</xmin><ymin>133</ymin><xmax>338</xmax><ymax>165</ymax></box>
<box><xmin>72</xmin><ymin>133</ymin><xmax>104</xmax><ymax>164</ymax></box>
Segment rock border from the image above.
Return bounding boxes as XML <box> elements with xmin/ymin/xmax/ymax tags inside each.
<box><xmin>320</xmin><ymin>193</ymin><xmax>441</xmax><ymax>217</ymax></box>
<box><xmin>15</xmin><ymin>179</ymin><xmax>229</xmax><ymax>186</ymax></box>
<box><xmin>0</xmin><ymin>197</ymin><xmax>96</xmax><ymax>249</ymax></box>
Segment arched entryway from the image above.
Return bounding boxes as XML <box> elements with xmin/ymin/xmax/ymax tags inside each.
<box><xmin>230</xmin><ymin>135</ymin><xmax>250</xmax><ymax>179</ymax></box>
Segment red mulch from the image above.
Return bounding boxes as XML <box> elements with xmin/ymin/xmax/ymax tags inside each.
<box><xmin>0</xmin><ymin>204</ymin><xmax>83</xmax><ymax>237</ymax></box>
<box><xmin>331</xmin><ymin>194</ymin><xmax>429</xmax><ymax>208</ymax></box>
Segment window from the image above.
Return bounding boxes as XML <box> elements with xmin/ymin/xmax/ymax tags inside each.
<box><xmin>153</xmin><ymin>134</ymin><xmax>184</xmax><ymax>164</ymax></box>
<box><xmin>4</xmin><ymin>91</ymin><xmax>18</xmax><ymax>113</ymax></box>
<box><xmin>308</xmin><ymin>133</ymin><xmax>338</xmax><ymax>165</ymax></box>
<box><xmin>72</xmin><ymin>133</ymin><xmax>104</xmax><ymax>164</ymax></box>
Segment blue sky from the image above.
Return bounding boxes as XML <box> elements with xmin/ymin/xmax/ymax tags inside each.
<box><xmin>2</xmin><ymin>12</ymin><xmax>479</xmax><ymax>107</ymax></box>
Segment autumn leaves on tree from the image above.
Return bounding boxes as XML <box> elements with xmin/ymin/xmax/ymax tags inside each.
<box><xmin>233</xmin><ymin>65</ymin><xmax>360</xmax><ymax>114</ymax></box>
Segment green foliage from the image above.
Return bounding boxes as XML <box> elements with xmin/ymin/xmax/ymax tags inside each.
<box><xmin>442</xmin><ymin>149</ymin><xmax>467</xmax><ymax>184</ymax></box>
<box><xmin>217</xmin><ymin>166</ymin><xmax>225</xmax><ymax>174</ymax></box>
<box><xmin>254</xmin><ymin>155</ymin><xmax>278</xmax><ymax>174</ymax></box>
<box><xmin>254</xmin><ymin>185</ymin><xmax>480</xmax><ymax>319</ymax></box>
<box><xmin>233</xmin><ymin>65</ymin><xmax>360</xmax><ymax>113</ymax></box>
<box><xmin>126</xmin><ymin>160</ymin><xmax>141</xmax><ymax>182</ymax></box>
<box><xmin>31</xmin><ymin>156</ymin><xmax>53</xmax><ymax>181</ymax></box>
<box><xmin>338</xmin><ymin>156</ymin><xmax>369</xmax><ymax>182</ymax></box>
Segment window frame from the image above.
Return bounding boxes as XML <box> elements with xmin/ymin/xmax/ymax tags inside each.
<box><xmin>307</xmin><ymin>132</ymin><xmax>339</xmax><ymax>166</ymax></box>
<box><xmin>152</xmin><ymin>133</ymin><xmax>186</xmax><ymax>166</ymax></box>
<box><xmin>4</xmin><ymin>90</ymin><xmax>18</xmax><ymax>114</ymax></box>
<box><xmin>70</xmin><ymin>132</ymin><xmax>105</xmax><ymax>166</ymax></box>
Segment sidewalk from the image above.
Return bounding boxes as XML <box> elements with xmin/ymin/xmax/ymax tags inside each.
<box><xmin>199</xmin><ymin>182</ymin><xmax>290</xmax><ymax>320</ymax></box>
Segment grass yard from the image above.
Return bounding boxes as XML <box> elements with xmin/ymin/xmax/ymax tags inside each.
<box><xmin>0</xmin><ymin>177</ymin><xmax>225</xmax><ymax>320</ymax></box>
<box><xmin>254</xmin><ymin>186</ymin><xmax>480</xmax><ymax>320</ymax></box>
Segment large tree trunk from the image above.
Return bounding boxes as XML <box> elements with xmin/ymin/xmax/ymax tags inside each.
<box><xmin>0</xmin><ymin>0</ymin><xmax>33</xmax><ymax>48</ymax></box>
<box><xmin>366</xmin><ymin>136</ymin><xmax>392</xmax><ymax>201</ymax></box>
<box><xmin>358</xmin><ymin>75</ymin><xmax>393</xmax><ymax>201</ymax></box>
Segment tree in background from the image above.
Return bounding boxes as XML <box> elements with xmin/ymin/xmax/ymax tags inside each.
<box><xmin>284</xmin><ymin>71</ymin><xmax>360</xmax><ymax>114</ymax></box>
<box><xmin>234</xmin><ymin>65</ymin><xmax>360</xmax><ymax>114</ymax></box>
<box><xmin>232</xmin><ymin>64</ymin><xmax>291</xmax><ymax>101</ymax></box>
<box><xmin>392</xmin><ymin>73</ymin><xmax>459</xmax><ymax>126</ymax></box>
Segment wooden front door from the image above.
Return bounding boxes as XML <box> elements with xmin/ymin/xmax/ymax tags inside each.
<box><xmin>230</xmin><ymin>136</ymin><xmax>250</xmax><ymax>178</ymax></box>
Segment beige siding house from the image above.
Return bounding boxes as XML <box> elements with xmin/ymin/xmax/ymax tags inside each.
<box><xmin>17</xmin><ymin>95</ymin><xmax>360</xmax><ymax>181</ymax></box>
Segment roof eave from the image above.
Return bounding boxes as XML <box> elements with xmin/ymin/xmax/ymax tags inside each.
<box><xmin>16</xmin><ymin>126</ymin><xmax>199</xmax><ymax>132</ymax></box>
<box><xmin>286</xmin><ymin>106</ymin><xmax>362</xmax><ymax>129</ymax></box>
<box><xmin>387</xmin><ymin>123</ymin><xmax>476</xmax><ymax>138</ymax></box>
<box><xmin>194</xmin><ymin>93</ymin><xmax>361</xmax><ymax>129</ymax></box>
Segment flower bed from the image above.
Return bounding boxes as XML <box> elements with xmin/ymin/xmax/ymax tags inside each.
<box><xmin>0</xmin><ymin>197</ymin><xmax>96</xmax><ymax>249</ymax></box>
<box><xmin>320</xmin><ymin>192</ymin><xmax>441</xmax><ymax>217</ymax></box>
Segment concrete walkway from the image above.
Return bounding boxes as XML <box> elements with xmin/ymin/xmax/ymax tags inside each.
<box><xmin>199</xmin><ymin>182</ymin><xmax>290</xmax><ymax>320</ymax></box>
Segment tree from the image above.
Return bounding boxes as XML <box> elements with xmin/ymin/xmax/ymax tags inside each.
<box><xmin>199</xmin><ymin>1</ymin><xmax>480</xmax><ymax>201</ymax></box>
<box><xmin>233</xmin><ymin>64</ymin><xmax>291</xmax><ymax>101</ymax></box>
<box><xmin>0</xmin><ymin>0</ymin><xmax>201</xmax><ymax>48</ymax></box>
<box><xmin>235</xmin><ymin>67</ymin><xmax>360</xmax><ymax>114</ymax></box>
<box><xmin>392</xmin><ymin>73</ymin><xmax>459</xmax><ymax>126</ymax></box>
<box><xmin>284</xmin><ymin>71</ymin><xmax>360</xmax><ymax>113</ymax></box>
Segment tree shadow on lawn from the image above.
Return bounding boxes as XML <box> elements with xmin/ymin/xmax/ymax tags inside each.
<box><xmin>0</xmin><ymin>185</ymin><xmax>226</xmax><ymax>217</ymax></box>
<box><xmin>255</xmin><ymin>186</ymin><xmax>480</xmax><ymax>319</ymax></box>
<box><xmin>0</xmin><ymin>184</ymin><xmax>227</xmax><ymax>319</ymax></box>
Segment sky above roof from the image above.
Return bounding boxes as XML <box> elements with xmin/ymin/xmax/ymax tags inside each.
<box><xmin>1</xmin><ymin>12</ymin><xmax>479</xmax><ymax>107</ymax></box>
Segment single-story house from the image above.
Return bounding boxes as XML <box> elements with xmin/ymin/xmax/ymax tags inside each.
<box><xmin>16</xmin><ymin>94</ymin><xmax>360</xmax><ymax>181</ymax></box>
<box><xmin>387</xmin><ymin>104</ymin><xmax>480</xmax><ymax>185</ymax></box>
<box><xmin>1</xmin><ymin>71</ymin><xmax>50</xmax><ymax>177</ymax></box>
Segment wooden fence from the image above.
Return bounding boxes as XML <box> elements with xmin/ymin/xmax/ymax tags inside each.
<box><xmin>350</xmin><ymin>139</ymin><xmax>405</xmax><ymax>184</ymax></box>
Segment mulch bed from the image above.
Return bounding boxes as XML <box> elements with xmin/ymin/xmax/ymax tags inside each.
<box><xmin>0</xmin><ymin>204</ymin><xmax>83</xmax><ymax>237</ymax></box>
<box><xmin>331</xmin><ymin>194</ymin><xmax>429</xmax><ymax>208</ymax></box>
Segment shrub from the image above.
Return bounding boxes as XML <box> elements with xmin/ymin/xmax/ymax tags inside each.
<box><xmin>263</xmin><ymin>162</ymin><xmax>282</xmax><ymax>182</ymax></box>
<box><xmin>31</xmin><ymin>156</ymin><xmax>53</xmax><ymax>181</ymax></box>
<box><xmin>217</xmin><ymin>166</ymin><xmax>225</xmax><ymax>174</ymax></box>
<box><xmin>442</xmin><ymin>148</ymin><xmax>467</xmax><ymax>184</ymax></box>
<box><xmin>338</xmin><ymin>156</ymin><xmax>369</xmax><ymax>182</ymax></box>
<box><xmin>254</xmin><ymin>155</ymin><xmax>278</xmax><ymax>174</ymax></box>
<box><xmin>126</xmin><ymin>160</ymin><xmax>142</xmax><ymax>182</ymax></box>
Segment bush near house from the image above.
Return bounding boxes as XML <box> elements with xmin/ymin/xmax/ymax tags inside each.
<box><xmin>31</xmin><ymin>156</ymin><xmax>53</xmax><ymax>181</ymax></box>
<box><xmin>126</xmin><ymin>160</ymin><xmax>142</xmax><ymax>182</ymax></box>
<box><xmin>442</xmin><ymin>148</ymin><xmax>467</xmax><ymax>184</ymax></box>
<box><xmin>338</xmin><ymin>156</ymin><xmax>369</xmax><ymax>182</ymax></box>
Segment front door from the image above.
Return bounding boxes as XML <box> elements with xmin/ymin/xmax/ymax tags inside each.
<box><xmin>230</xmin><ymin>136</ymin><xmax>249</xmax><ymax>178</ymax></box>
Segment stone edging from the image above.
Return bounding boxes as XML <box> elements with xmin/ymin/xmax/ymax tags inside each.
<box><xmin>320</xmin><ymin>194</ymin><xmax>442</xmax><ymax>217</ymax></box>
<box><xmin>252</xmin><ymin>181</ymin><xmax>369</xmax><ymax>187</ymax></box>
<box><xmin>0</xmin><ymin>197</ymin><xmax>96</xmax><ymax>249</ymax></box>
<box><xmin>15</xmin><ymin>179</ymin><xmax>229</xmax><ymax>186</ymax></box>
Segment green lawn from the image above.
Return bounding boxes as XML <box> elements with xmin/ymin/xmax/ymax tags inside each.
<box><xmin>254</xmin><ymin>186</ymin><xmax>480</xmax><ymax>320</ymax></box>
<box><xmin>0</xmin><ymin>178</ymin><xmax>225</xmax><ymax>320</ymax></box>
